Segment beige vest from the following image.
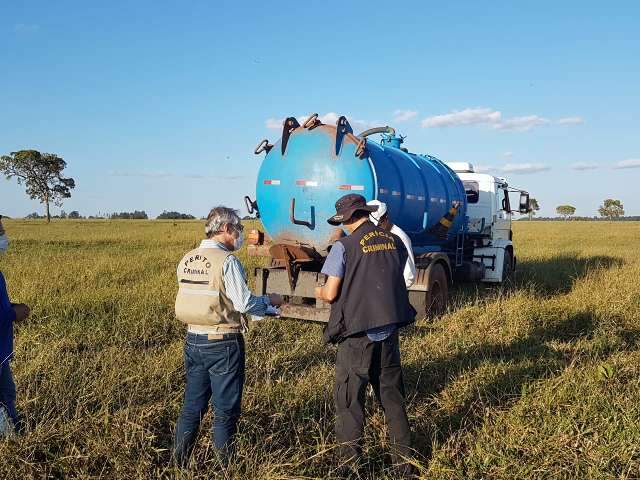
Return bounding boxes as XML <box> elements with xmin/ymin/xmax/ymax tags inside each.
<box><xmin>174</xmin><ymin>247</ymin><xmax>244</xmax><ymax>331</ymax></box>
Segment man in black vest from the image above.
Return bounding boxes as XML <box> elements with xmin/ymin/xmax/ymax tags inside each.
<box><xmin>315</xmin><ymin>194</ymin><xmax>417</xmax><ymax>475</ymax></box>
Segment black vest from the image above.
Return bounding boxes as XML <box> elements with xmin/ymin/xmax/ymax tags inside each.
<box><xmin>323</xmin><ymin>221</ymin><xmax>416</xmax><ymax>344</ymax></box>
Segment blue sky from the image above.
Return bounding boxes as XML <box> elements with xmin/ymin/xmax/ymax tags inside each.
<box><xmin>1</xmin><ymin>0</ymin><xmax>638</xmax><ymax>218</ymax></box>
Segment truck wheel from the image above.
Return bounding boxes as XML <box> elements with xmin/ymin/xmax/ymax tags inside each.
<box><xmin>502</xmin><ymin>250</ymin><xmax>514</xmax><ymax>284</ymax></box>
<box><xmin>426</xmin><ymin>263</ymin><xmax>448</xmax><ymax>317</ymax></box>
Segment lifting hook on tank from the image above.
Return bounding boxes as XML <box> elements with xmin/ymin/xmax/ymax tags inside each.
<box><xmin>244</xmin><ymin>195</ymin><xmax>260</xmax><ymax>218</ymax></box>
<box><xmin>335</xmin><ymin>115</ymin><xmax>353</xmax><ymax>156</ymax></box>
<box><xmin>254</xmin><ymin>139</ymin><xmax>273</xmax><ymax>155</ymax></box>
<box><xmin>281</xmin><ymin>117</ymin><xmax>301</xmax><ymax>155</ymax></box>
<box><xmin>303</xmin><ymin>113</ymin><xmax>321</xmax><ymax>129</ymax></box>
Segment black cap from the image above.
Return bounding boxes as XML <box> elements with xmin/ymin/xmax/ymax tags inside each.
<box><xmin>327</xmin><ymin>194</ymin><xmax>378</xmax><ymax>226</ymax></box>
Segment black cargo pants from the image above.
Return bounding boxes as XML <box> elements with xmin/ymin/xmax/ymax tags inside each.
<box><xmin>334</xmin><ymin>330</ymin><xmax>411</xmax><ymax>464</ymax></box>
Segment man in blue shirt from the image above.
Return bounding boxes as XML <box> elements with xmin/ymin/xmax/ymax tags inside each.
<box><xmin>172</xmin><ymin>207</ymin><xmax>283</xmax><ymax>465</ymax></box>
<box><xmin>0</xmin><ymin>217</ymin><xmax>31</xmax><ymax>435</ymax></box>
<box><xmin>315</xmin><ymin>195</ymin><xmax>416</xmax><ymax>476</ymax></box>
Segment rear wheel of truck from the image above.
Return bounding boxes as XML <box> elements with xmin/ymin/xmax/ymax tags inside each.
<box><xmin>502</xmin><ymin>250</ymin><xmax>514</xmax><ymax>285</ymax></box>
<box><xmin>426</xmin><ymin>263</ymin><xmax>449</xmax><ymax>317</ymax></box>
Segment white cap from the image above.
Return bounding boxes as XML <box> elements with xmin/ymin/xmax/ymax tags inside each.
<box><xmin>367</xmin><ymin>200</ymin><xmax>388</xmax><ymax>226</ymax></box>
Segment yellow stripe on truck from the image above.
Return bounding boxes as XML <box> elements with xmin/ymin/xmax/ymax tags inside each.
<box><xmin>440</xmin><ymin>218</ymin><xmax>453</xmax><ymax>228</ymax></box>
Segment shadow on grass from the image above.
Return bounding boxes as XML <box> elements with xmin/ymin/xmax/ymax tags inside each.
<box><xmin>449</xmin><ymin>253</ymin><xmax>624</xmax><ymax>309</ymax></box>
<box><xmin>513</xmin><ymin>253</ymin><xmax>624</xmax><ymax>294</ymax></box>
<box><xmin>403</xmin><ymin>309</ymin><xmax>640</xmax><ymax>462</ymax></box>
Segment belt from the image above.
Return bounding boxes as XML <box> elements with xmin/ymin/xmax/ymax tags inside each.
<box><xmin>194</xmin><ymin>332</ymin><xmax>243</xmax><ymax>341</ymax></box>
<box><xmin>187</xmin><ymin>325</ymin><xmax>243</xmax><ymax>335</ymax></box>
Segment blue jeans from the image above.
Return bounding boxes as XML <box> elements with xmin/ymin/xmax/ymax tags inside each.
<box><xmin>0</xmin><ymin>362</ymin><xmax>18</xmax><ymax>429</ymax></box>
<box><xmin>173</xmin><ymin>333</ymin><xmax>245</xmax><ymax>465</ymax></box>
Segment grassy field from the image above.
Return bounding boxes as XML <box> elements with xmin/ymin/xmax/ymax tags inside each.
<box><xmin>0</xmin><ymin>220</ymin><xmax>639</xmax><ymax>479</ymax></box>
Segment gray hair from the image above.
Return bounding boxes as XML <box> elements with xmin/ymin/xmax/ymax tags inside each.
<box><xmin>205</xmin><ymin>206</ymin><xmax>241</xmax><ymax>238</ymax></box>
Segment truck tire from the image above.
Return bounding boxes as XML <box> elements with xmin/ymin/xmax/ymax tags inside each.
<box><xmin>426</xmin><ymin>263</ymin><xmax>448</xmax><ymax>317</ymax></box>
<box><xmin>502</xmin><ymin>250</ymin><xmax>514</xmax><ymax>284</ymax></box>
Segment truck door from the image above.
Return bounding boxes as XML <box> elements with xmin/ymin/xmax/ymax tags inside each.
<box><xmin>494</xmin><ymin>185</ymin><xmax>512</xmax><ymax>240</ymax></box>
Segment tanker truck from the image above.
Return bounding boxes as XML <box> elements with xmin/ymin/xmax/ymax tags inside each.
<box><xmin>244</xmin><ymin>114</ymin><xmax>531</xmax><ymax>321</ymax></box>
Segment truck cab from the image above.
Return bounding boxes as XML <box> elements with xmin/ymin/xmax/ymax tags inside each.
<box><xmin>447</xmin><ymin>162</ymin><xmax>529</xmax><ymax>282</ymax></box>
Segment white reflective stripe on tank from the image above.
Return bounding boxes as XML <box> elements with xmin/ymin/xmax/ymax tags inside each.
<box><xmin>263</xmin><ymin>179</ymin><xmax>281</xmax><ymax>185</ymax></box>
<box><xmin>296</xmin><ymin>180</ymin><xmax>318</xmax><ymax>187</ymax></box>
<box><xmin>339</xmin><ymin>184</ymin><xmax>365</xmax><ymax>191</ymax></box>
<box><xmin>179</xmin><ymin>288</ymin><xmax>220</xmax><ymax>297</ymax></box>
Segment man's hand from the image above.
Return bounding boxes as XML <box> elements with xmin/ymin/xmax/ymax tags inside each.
<box><xmin>268</xmin><ymin>293</ymin><xmax>284</xmax><ymax>307</ymax></box>
<box><xmin>13</xmin><ymin>304</ymin><xmax>30</xmax><ymax>322</ymax></box>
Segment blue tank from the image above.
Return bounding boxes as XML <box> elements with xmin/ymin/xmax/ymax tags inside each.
<box><xmin>254</xmin><ymin>119</ymin><xmax>467</xmax><ymax>255</ymax></box>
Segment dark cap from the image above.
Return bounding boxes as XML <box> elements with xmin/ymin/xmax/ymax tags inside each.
<box><xmin>327</xmin><ymin>194</ymin><xmax>378</xmax><ymax>226</ymax></box>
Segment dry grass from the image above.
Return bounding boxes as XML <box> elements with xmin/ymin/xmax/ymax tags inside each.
<box><xmin>0</xmin><ymin>220</ymin><xmax>639</xmax><ymax>479</ymax></box>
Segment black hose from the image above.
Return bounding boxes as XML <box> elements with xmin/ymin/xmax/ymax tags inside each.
<box><xmin>357</xmin><ymin>126</ymin><xmax>396</xmax><ymax>138</ymax></box>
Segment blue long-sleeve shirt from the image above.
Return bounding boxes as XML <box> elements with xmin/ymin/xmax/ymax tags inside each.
<box><xmin>0</xmin><ymin>272</ymin><xmax>16</xmax><ymax>366</ymax></box>
<box><xmin>199</xmin><ymin>240</ymin><xmax>270</xmax><ymax>317</ymax></box>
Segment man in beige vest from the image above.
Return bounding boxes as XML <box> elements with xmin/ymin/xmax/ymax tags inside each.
<box><xmin>173</xmin><ymin>206</ymin><xmax>283</xmax><ymax>466</ymax></box>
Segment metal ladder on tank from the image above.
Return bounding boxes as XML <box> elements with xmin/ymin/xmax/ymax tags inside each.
<box><xmin>455</xmin><ymin>230</ymin><xmax>464</xmax><ymax>267</ymax></box>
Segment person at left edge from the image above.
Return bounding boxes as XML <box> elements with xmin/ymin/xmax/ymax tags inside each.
<box><xmin>0</xmin><ymin>216</ymin><xmax>31</xmax><ymax>437</ymax></box>
<box><xmin>172</xmin><ymin>206</ymin><xmax>284</xmax><ymax>466</ymax></box>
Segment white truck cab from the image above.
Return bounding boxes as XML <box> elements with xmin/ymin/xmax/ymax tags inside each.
<box><xmin>447</xmin><ymin>162</ymin><xmax>530</xmax><ymax>282</ymax></box>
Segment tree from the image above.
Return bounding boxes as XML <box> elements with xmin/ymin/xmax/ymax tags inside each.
<box><xmin>0</xmin><ymin>150</ymin><xmax>76</xmax><ymax>223</ymax></box>
<box><xmin>556</xmin><ymin>205</ymin><xmax>576</xmax><ymax>220</ymax></box>
<box><xmin>68</xmin><ymin>211</ymin><xmax>82</xmax><ymax>219</ymax></box>
<box><xmin>110</xmin><ymin>211</ymin><xmax>148</xmax><ymax>219</ymax></box>
<box><xmin>156</xmin><ymin>211</ymin><xmax>196</xmax><ymax>220</ymax></box>
<box><xmin>528</xmin><ymin>198</ymin><xmax>540</xmax><ymax>220</ymax></box>
<box><xmin>598</xmin><ymin>199</ymin><xmax>624</xmax><ymax>220</ymax></box>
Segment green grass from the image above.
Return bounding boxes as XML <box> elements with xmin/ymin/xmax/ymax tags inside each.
<box><xmin>0</xmin><ymin>220</ymin><xmax>639</xmax><ymax>478</ymax></box>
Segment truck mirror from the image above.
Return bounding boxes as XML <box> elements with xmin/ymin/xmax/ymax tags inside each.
<box><xmin>519</xmin><ymin>192</ymin><xmax>530</xmax><ymax>214</ymax></box>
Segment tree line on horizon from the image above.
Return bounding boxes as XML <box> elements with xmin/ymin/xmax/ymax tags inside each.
<box><xmin>21</xmin><ymin>210</ymin><xmax>201</xmax><ymax>220</ymax></box>
<box><xmin>520</xmin><ymin>198</ymin><xmax>630</xmax><ymax>221</ymax></box>
<box><xmin>1</xmin><ymin>149</ymin><xmax>636</xmax><ymax>223</ymax></box>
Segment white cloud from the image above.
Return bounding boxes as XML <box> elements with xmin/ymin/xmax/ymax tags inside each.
<box><xmin>421</xmin><ymin>107</ymin><xmax>586</xmax><ymax>132</ymax></box>
<box><xmin>422</xmin><ymin>107</ymin><xmax>501</xmax><ymax>128</ymax></box>
<box><xmin>571</xmin><ymin>162</ymin><xmax>599</xmax><ymax>171</ymax></box>
<box><xmin>503</xmin><ymin>151</ymin><xmax>513</xmax><ymax>158</ymax></box>
<box><xmin>500</xmin><ymin>163</ymin><xmax>551</xmax><ymax>174</ymax></box>
<box><xmin>467</xmin><ymin>163</ymin><xmax>550</xmax><ymax>174</ymax></box>
<box><xmin>393</xmin><ymin>109</ymin><xmax>418</xmax><ymax>122</ymax></box>
<box><xmin>474</xmin><ymin>165</ymin><xmax>497</xmax><ymax>173</ymax></box>
<box><xmin>613</xmin><ymin>158</ymin><xmax>640</xmax><ymax>169</ymax></box>
<box><xmin>265</xmin><ymin>118</ymin><xmax>283</xmax><ymax>129</ymax></box>
<box><xmin>557</xmin><ymin>116</ymin><xmax>585</xmax><ymax>125</ymax></box>
<box><xmin>491</xmin><ymin>115</ymin><xmax>550</xmax><ymax>132</ymax></box>
<box><xmin>265</xmin><ymin>112</ymin><xmax>376</xmax><ymax>133</ymax></box>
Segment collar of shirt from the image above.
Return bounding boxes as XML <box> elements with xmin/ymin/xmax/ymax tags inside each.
<box><xmin>199</xmin><ymin>239</ymin><xmax>229</xmax><ymax>251</ymax></box>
